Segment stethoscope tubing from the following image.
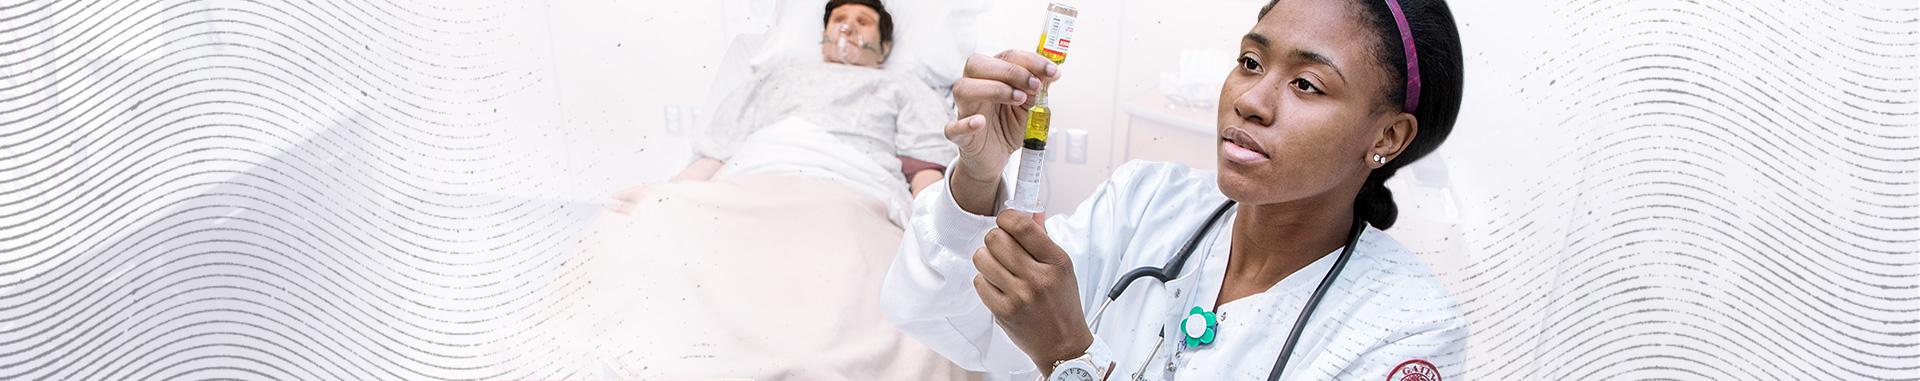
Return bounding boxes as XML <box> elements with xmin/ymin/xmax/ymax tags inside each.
<box><xmin>1084</xmin><ymin>199</ymin><xmax>1366</xmax><ymax>381</ymax></box>
<box><xmin>1265</xmin><ymin>216</ymin><xmax>1365</xmax><ymax>381</ymax></box>
<box><xmin>1089</xmin><ymin>201</ymin><xmax>1239</xmax><ymax>330</ymax></box>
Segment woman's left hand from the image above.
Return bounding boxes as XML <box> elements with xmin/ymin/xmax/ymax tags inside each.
<box><xmin>973</xmin><ymin>210</ymin><xmax>1094</xmax><ymax>373</ymax></box>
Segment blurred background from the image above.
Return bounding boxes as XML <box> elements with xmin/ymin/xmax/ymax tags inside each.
<box><xmin>1</xmin><ymin>0</ymin><xmax>1914</xmax><ymax>379</ymax></box>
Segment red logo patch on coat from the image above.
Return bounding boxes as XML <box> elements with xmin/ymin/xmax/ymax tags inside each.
<box><xmin>1387</xmin><ymin>359</ymin><xmax>1441</xmax><ymax>381</ymax></box>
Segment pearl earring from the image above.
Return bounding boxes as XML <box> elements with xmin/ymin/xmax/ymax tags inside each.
<box><xmin>1372</xmin><ymin>154</ymin><xmax>1387</xmax><ymax>165</ymax></box>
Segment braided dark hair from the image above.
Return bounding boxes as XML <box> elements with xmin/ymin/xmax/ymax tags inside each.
<box><xmin>1259</xmin><ymin>0</ymin><xmax>1463</xmax><ymax>229</ymax></box>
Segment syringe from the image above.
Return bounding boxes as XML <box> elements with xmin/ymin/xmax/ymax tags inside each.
<box><xmin>1009</xmin><ymin>2</ymin><xmax>1077</xmax><ymax>213</ymax></box>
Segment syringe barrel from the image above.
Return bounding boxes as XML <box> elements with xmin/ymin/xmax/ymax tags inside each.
<box><xmin>1009</xmin><ymin>147</ymin><xmax>1047</xmax><ymax>213</ymax></box>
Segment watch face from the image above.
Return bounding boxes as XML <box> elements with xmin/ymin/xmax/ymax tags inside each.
<box><xmin>1049</xmin><ymin>366</ymin><xmax>1096</xmax><ymax>381</ymax></box>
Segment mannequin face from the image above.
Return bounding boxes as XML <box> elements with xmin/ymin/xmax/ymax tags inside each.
<box><xmin>820</xmin><ymin>4</ymin><xmax>890</xmax><ymax>67</ymax></box>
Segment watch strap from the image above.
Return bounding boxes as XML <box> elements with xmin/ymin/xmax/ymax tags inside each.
<box><xmin>1051</xmin><ymin>337</ymin><xmax>1116</xmax><ymax>380</ymax></box>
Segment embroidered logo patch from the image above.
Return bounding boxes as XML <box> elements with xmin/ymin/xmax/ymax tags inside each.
<box><xmin>1388</xmin><ymin>359</ymin><xmax>1441</xmax><ymax>381</ymax></box>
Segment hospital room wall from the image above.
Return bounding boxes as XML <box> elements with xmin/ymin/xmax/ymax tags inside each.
<box><xmin>543</xmin><ymin>0</ymin><xmax>746</xmax><ymax>188</ymax></box>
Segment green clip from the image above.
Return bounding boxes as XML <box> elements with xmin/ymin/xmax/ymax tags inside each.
<box><xmin>1181</xmin><ymin>306</ymin><xmax>1217</xmax><ymax>347</ymax></box>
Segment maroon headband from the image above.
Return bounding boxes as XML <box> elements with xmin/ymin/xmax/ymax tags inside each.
<box><xmin>1384</xmin><ymin>0</ymin><xmax>1420</xmax><ymax>113</ymax></box>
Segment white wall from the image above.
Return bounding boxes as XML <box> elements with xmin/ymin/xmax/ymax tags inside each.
<box><xmin>546</xmin><ymin>0</ymin><xmax>725</xmax><ymax>187</ymax></box>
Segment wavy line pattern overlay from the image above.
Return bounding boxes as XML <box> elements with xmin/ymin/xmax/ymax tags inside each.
<box><xmin>0</xmin><ymin>0</ymin><xmax>601</xmax><ymax>379</ymax></box>
<box><xmin>1449</xmin><ymin>0</ymin><xmax>1918</xmax><ymax>379</ymax></box>
<box><xmin>1</xmin><ymin>0</ymin><xmax>1914</xmax><ymax>380</ymax></box>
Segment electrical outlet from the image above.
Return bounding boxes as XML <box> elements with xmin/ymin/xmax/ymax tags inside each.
<box><xmin>662</xmin><ymin>105</ymin><xmax>700</xmax><ymax>136</ymax></box>
<box><xmin>662</xmin><ymin>105</ymin><xmax>683</xmax><ymax>135</ymax></box>
<box><xmin>1065</xmin><ymin>129</ymin><xmax>1088</xmax><ymax>164</ymax></box>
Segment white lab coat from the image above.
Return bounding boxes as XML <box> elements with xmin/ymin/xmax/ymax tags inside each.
<box><xmin>883</xmin><ymin>161</ymin><xmax>1467</xmax><ymax>380</ymax></box>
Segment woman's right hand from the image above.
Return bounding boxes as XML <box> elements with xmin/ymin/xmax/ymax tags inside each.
<box><xmin>945</xmin><ymin>50</ymin><xmax>1060</xmax><ymax>214</ymax></box>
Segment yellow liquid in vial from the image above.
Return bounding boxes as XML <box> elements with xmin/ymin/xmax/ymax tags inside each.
<box><xmin>1025</xmin><ymin>2</ymin><xmax>1073</xmax><ymax>148</ymax></box>
<box><xmin>1024</xmin><ymin>102</ymin><xmax>1051</xmax><ymax>149</ymax></box>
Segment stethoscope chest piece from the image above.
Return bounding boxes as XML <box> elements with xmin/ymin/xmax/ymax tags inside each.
<box><xmin>1102</xmin><ymin>199</ymin><xmax>1367</xmax><ymax>381</ymax></box>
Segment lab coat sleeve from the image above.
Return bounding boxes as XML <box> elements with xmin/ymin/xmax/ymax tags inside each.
<box><xmin>1334</xmin><ymin>319</ymin><xmax>1468</xmax><ymax>381</ymax></box>
<box><xmin>883</xmin><ymin>162</ymin><xmax>1160</xmax><ymax>377</ymax></box>
<box><xmin>882</xmin><ymin>175</ymin><xmax>1032</xmax><ymax>375</ymax></box>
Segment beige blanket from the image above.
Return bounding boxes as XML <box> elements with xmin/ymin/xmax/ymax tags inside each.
<box><xmin>552</xmin><ymin>174</ymin><xmax>973</xmax><ymax>380</ymax></box>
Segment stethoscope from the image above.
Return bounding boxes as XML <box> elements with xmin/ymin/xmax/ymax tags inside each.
<box><xmin>1085</xmin><ymin>200</ymin><xmax>1366</xmax><ymax>381</ymax></box>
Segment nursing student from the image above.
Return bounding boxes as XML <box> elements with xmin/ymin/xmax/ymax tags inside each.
<box><xmin>883</xmin><ymin>0</ymin><xmax>1468</xmax><ymax>379</ymax></box>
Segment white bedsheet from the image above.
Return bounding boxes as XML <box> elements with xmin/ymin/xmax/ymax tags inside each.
<box><xmin>548</xmin><ymin>174</ymin><xmax>972</xmax><ymax>380</ymax></box>
<box><xmin>714</xmin><ymin>116</ymin><xmax>915</xmax><ymax>226</ymax></box>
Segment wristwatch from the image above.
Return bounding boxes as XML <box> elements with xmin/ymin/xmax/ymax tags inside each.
<box><xmin>1047</xmin><ymin>339</ymin><xmax>1115</xmax><ymax>381</ymax></box>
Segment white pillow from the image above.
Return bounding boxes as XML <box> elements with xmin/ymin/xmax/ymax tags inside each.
<box><xmin>748</xmin><ymin>0</ymin><xmax>986</xmax><ymax>91</ymax></box>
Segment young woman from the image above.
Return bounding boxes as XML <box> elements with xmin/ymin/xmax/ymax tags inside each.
<box><xmin>884</xmin><ymin>0</ymin><xmax>1466</xmax><ymax>379</ymax></box>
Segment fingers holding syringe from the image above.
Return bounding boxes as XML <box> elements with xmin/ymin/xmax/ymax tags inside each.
<box><xmin>991</xmin><ymin>49</ymin><xmax>1062</xmax><ymax>85</ymax></box>
<box><xmin>953</xmin><ymin>77</ymin><xmax>1027</xmax><ymax>108</ymax></box>
<box><xmin>965</xmin><ymin>53</ymin><xmax>1045</xmax><ymax>92</ymax></box>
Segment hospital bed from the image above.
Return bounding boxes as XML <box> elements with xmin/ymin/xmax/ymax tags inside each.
<box><xmin>551</xmin><ymin>1</ymin><xmax>991</xmax><ymax>379</ymax></box>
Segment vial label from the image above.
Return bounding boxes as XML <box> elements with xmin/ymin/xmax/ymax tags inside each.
<box><xmin>1040</xmin><ymin>11</ymin><xmax>1075</xmax><ymax>57</ymax></box>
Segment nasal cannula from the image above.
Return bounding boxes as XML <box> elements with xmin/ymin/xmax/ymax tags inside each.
<box><xmin>1010</xmin><ymin>2</ymin><xmax>1077</xmax><ymax>213</ymax></box>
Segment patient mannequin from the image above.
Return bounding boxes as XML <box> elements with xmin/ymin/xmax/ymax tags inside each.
<box><xmin>612</xmin><ymin>0</ymin><xmax>950</xmax><ymax>213</ymax></box>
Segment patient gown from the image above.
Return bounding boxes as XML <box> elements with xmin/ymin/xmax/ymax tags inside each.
<box><xmin>693</xmin><ymin>59</ymin><xmax>958</xmax><ymax>190</ymax></box>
